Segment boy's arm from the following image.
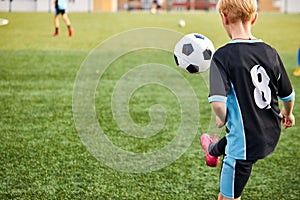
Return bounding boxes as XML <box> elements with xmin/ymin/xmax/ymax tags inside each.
<box><xmin>281</xmin><ymin>98</ymin><xmax>295</xmax><ymax>129</ymax></box>
<box><xmin>211</xmin><ymin>101</ymin><xmax>227</xmax><ymax>128</ymax></box>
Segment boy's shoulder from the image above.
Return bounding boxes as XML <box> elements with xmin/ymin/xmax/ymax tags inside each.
<box><xmin>215</xmin><ymin>40</ymin><xmax>276</xmax><ymax>56</ymax></box>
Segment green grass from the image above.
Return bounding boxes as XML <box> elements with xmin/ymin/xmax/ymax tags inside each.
<box><xmin>0</xmin><ymin>12</ymin><xmax>299</xmax><ymax>199</ymax></box>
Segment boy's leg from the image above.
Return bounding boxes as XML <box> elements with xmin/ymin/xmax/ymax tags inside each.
<box><xmin>209</xmin><ymin>136</ymin><xmax>227</xmax><ymax>157</ymax></box>
<box><xmin>62</xmin><ymin>13</ymin><xmax>73</xmax><ymax>36</ymax></box>
<box><xmin>220</xmin><ymin>156</ymin><xmax>256</xmax><ymax>199</ymax></box>
<box><xmin>62</xmin><ymin>13</ymin><xmax>71</xmax><ymax>26</ymax></box>
<box><xmin>53</xmin><ymin>14</ymin><xmax>59</xmax><ymax>36</ymax></box>
<box><xmin>218</xmin><ymin>193</ymin><xmax>240</xmax><ymax>200</ymax></box>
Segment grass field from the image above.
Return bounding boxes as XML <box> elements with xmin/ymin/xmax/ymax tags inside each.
<box><xmin>0</xmin><ymin>11</ymin><xmax>299</xmax><ymax>199</ymax></box>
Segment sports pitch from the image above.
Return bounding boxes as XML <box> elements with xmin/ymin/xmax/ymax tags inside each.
<box><xmin>0</xmin><ymin>12</ymin><xmax>299</xmax><ymax>199</ymax></box>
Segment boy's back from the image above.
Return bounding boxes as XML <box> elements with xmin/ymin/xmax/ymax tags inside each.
<box><xmin>210</xmin><ymin>39</ymin><xmax>294</xmax><ymax>160</ymax></box>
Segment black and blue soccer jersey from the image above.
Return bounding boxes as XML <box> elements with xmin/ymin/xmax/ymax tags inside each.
<box><xmin>55</xmin><ymin>0</ymin><xmax>67</xmax><ymax>10</ymax></box>
<box><xmin>208</xmin><ymin>39</ymin><xmax>295</xmax><ymax>160</ymax></box>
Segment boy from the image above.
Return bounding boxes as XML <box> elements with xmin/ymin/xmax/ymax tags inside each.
<box><xmin>151</xmin><ymin>0</ymin><xmax>162</xmax><ymax>14</ymax></box>
<box><xmin>53</xmin><ymin>0</ymin><xmax>73</xmax><ymax>37</ymax></box>
<box><xmin>200</xmin><ymin>0</ymin><xmax>295</xmax><ymax>199</ymax></box>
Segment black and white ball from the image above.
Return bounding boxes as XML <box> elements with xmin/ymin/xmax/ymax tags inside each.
<box><xmin>174</xmin><ymin>33</ymin><xmax>215</xmax><ymax>73</ymax></box>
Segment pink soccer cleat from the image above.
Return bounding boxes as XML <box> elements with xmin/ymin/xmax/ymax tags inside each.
<box><xmin>200</xmin><ymin>134</ymin><xmax>219</xmax><ymax>167</ymax></box>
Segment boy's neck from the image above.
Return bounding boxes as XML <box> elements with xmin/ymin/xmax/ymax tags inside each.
<box><xmin>229</xmin><ymin>22</ymin><xmax>256</xmax><ymax>40</ymax></box>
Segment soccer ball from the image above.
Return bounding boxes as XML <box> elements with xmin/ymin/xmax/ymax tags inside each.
<box><xmin>174</xmin><ymin>33</ymin><xmax>215</xmax><ymax>73</ymax></box>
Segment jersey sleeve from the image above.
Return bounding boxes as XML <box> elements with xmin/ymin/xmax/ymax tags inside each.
<box><xmin>208</xmin><ymin>56</ymin><xmax>229</xmax><ymax>103</ymax></box>
<box><xmin>275</xmin><ymin>51</ymin><xmax>295</xmax><ymax>101</ymax></box>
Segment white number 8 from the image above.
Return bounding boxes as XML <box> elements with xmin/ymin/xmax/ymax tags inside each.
<box><xmin>250</xmin><ymin>65</ymin><xmax>271</xmax><ymax>109</ymax></box>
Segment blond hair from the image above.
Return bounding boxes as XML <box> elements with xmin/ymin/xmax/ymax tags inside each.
<box><xmin>217</xmin><ymin>0</ymin><xmax>257</xmax><ymax>24</ymax></box>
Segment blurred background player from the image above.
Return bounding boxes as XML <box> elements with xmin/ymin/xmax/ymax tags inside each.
<box><xmin>151</xmin><ymin>0</ymin><xmax>161</xmax><ymax>14</ymax></box>
<box><xmin>293</xmin><ymin>45</ymin><xmax>300</xmax><ymax>76</ymax></box>
<box><xmin>53</xmin><ymin>0</ymin><xmax>73</xmax><ymax>37</ymax></box>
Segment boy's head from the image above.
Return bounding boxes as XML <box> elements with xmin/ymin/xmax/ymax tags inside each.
<box><xmin>217</xmin><ymin>0</ymin><xmax>257</xmax><ymax>24</ymax></box>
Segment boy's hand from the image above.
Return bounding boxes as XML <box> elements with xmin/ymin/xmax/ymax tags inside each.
<box><xmin>215</xmin><ymin>115</ymin><xmax>225</xmax><ymax>128</ymax></box>
<box><xmin>281</xmin><ymin>100</ymin><xmax>295</xmax><ymax>129</ymax></box>
<box><xmin>281</xmin><ymin>111</ymin><xmax>295</xmax><ymax>129</ymax></box>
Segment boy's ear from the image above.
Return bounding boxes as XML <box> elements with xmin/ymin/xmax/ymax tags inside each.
<box><xmin>221</xmin><ymin>13</ymin><xmax>229</xmax><ymax>25</ymax></box>
<box><xmin>251</xmin><ymin>12</ymin><xmax>258</xmax><ymax>25</ymax></box>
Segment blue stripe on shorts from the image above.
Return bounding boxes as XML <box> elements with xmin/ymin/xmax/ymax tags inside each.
<box><xmin>220</xmin><ymin>156</ymin><xmax>236</xmax><ymax>199</ymax></box>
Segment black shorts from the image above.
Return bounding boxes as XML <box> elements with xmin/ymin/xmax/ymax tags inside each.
<box><xmin>220</xmin><ymin>156</ymin><xmax>257</xmax><ymax>198</ymax></box>
<box><xmin>55</xmin><ymin>8</ymin><xmax>66</xmax><ymax>15</ymax></box>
